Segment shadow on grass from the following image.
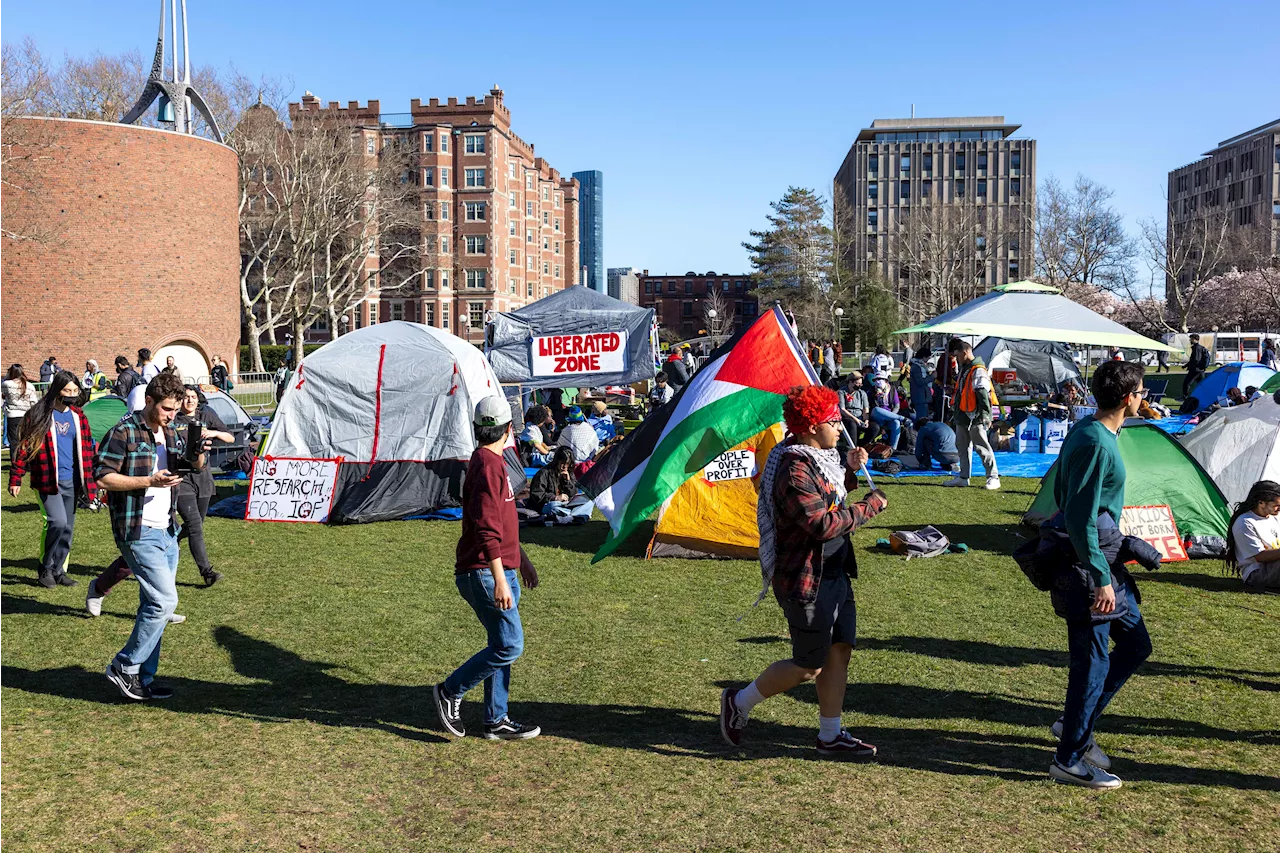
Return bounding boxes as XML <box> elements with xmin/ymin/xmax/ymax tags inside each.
<box><xmin>1140</xmin><ymin>570</ymin><xmax>1246</xmax><ymax>594</ymax></box>
<box><xmin>519</xmin><ymin>520</ymin><xmax>655</xmax><ymax>560</ymax></box>
<box><xmin>1</xmin><ymin>594</ymin><xmax>131</xmax><ymax>620</ymax></box>
<box><xmin>1</xmin><ymin>503</ymin><xmax>39</xmax><ymax>513</ymax></box>
<box><xmin>858</xmin><ymin>522</ymin><xmax>1028</xmax><ymax>556</ymax></box>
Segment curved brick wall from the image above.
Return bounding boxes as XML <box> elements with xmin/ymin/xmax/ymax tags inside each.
<box><xmin>1</xmin><ymin>117</ymin><xmax>240</xmax><ymax>378</ymax></box>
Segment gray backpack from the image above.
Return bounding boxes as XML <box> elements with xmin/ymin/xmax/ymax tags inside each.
<box><xmin>889</xmin><ymin>526</ymin><xmax>951</xmax><ymax>559</ymax></box>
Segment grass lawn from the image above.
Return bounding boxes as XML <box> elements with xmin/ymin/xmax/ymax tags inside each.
<box><xmin>3</xmin><ymin>475</ymin><xmax>1278</xmax><ymax>852</ymax></box>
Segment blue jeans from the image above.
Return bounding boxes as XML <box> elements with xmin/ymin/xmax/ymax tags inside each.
<box><xmin>1056</xmin><ymin>577</ymin><xmax>1152</xmax><ymax>766</ymax></box>
<box><xmin>443</xmin><ymin>569</ymin><xmax>524</xmax><ymax>724</ymax></box>
<box><xmin>114</xmin><ymin>526</ymin><xmax>180</xmax><ymax>684</ymax></box>
<box><xmin>870</xmin><ymin>407</ymin><xmax>904</xmax><ymax>450</ymax></box>
<box><xmin>530</xmin><ymin>451</ymin><xmax>553</xmax><ymax>467</ymax></box>
<box><xmin>543</xmin><ymin>498</ymin><xmax>594</xmax><ymax>520</ymax></box>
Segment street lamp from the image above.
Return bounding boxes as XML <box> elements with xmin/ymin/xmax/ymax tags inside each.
<box><xmin>338</xmin><ymin>315</ymin><xmax>349</xmax><ymax>337</ymax></box>
<box><xmin>461</xmin><ymin>313</ymin><xmax>471</xmax><ymax>340</ymax></box>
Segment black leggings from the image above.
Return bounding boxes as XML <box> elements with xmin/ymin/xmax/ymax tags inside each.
<box><xmin>176</xmin><ymin>486</ymin><xmax>213</xmax><ymax>574</ymax></box>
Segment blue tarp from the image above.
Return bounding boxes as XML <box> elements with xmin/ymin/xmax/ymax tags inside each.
<box><xmin>876</xmin><ymin>451</ymin><xmax>1057</xmax><ymax>480</ymax></box>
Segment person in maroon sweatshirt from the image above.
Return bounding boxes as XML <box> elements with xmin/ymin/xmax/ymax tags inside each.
<box><xmin>433</xmin><ymin>396</ymin><xmax>541</xmax><ymax>740</ymax></box>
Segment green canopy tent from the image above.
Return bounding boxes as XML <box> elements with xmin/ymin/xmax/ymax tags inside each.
<box><xmin>1023</xmin><ymin>422</ymin><xmax>1231</xmax><ymax>542</ymax></box>
<box><xmin>82</xmin><ymin>395</ymin><xmax>128</xmax><ymax>445</ymax></box>
<box><xmin>896</xmin><ymin>281</ymin><xmax>1175</xmax><ymax>353</ymax></box>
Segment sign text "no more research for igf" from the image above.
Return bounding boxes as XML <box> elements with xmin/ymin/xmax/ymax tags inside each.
<box><xmin>246</xmin><ymin>457</ymin><xmax>340</xmax><ymax>523</ymax></box>
<box><xmin>531</xmin><ymin>332</ymin><xmax>627</xmax><ymax>377</ymax></box>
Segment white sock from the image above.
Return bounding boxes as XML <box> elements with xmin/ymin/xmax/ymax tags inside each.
<box><xmin>818</xmin><ymin>715</ymin><xmax>842</xmax><ymax>742</ymax></box>
<box><xmin>734</xmin><ymin>681</ymin><xmax>766</xmax><ymax>715</ymax></box>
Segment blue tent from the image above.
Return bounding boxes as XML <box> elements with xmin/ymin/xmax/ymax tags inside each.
<box><xmin>1188</xmin><ymin>362</ymin><xmax>1277</xmax><ymax>406</ymax></box>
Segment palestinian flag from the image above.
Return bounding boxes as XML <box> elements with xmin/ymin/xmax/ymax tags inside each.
<box><xmin>581</xmin><ymin>306</ymin><xmax>816</xmax><ymax>562</ymax></box>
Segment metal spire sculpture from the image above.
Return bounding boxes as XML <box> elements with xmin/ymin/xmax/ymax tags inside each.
<box><xmin>121</xmin><ymin>0</ymin><xmax>223</xmax><ymax>142</ymax></box>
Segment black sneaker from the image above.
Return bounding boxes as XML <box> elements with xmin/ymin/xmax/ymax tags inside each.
<box><xmin>816</xmin><ymin>729</ymin><xmax>878</xmax><ymax>758</ymax></box>
<box><xmin>55</xmin><ymin>574</ymin><xmax>79</xmax><ymax>587</ymax></box>
<box><xmin>720</xmin><ymin>688</ymin><xmax>748</xmax><ymax>746</ymax></box>
<box><xmin>143</xmin><ymin>682</ymin><xmax>174</xmax><ymax>700</ymax></box>
<box><xmin>483</xmin><ymin>718</ymin><xmax>541</xmax><ymax>740</ymax></box>
<box><xmin>201</xmin><ymin>570</ymin><xmax>224</xmax><ymax>587</ymax></box>
<box><xmin>105</xmin><ymin>662</ymin><xmax>147</xmax><ymax>701</ymax></box>
<box><xmin>37</xmin><ymin>572</ymin><xmax>57</xmax><ymax>589</ymax></box>
<box><xmin>432</xmin><ymin>683</ymin><xmax>465</xmax><ymax>737</ymax></box>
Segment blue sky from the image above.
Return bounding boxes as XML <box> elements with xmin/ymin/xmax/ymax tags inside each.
<box><xmin>6</xmin><ymin>0</ymin><xmax>1277</xmax><ymax>277</ymax></box>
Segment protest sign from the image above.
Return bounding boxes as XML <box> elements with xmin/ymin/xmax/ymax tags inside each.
<box><xmin>1119</xmin><ymin>504</ymin><xmax>1188</xmax><ymax>562</ymax></box>
<box><xmin>531</xmin><ymin>332</ymin><xmax>627</xmax><ymax>377</ymax></box>
<box><xmin>703</xmin><ymin>448</ymin><xmax>757</xmax><ymax>484</ymax></box>
<box><xmin>246</xmin><ymin>457</ymin><xmax>341</xmax><ymax>523</ymax></box>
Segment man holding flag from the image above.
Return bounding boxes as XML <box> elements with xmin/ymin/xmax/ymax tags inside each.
<box><xmin>719</xmin><ymin>384</ymin><xmax>887</xmax><ymax>757</ymax></box>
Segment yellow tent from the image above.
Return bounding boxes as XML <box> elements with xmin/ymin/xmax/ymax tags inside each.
<box><xmin>648</xmin><ymin>424</ymin><xmax>785</xmax><ymax>559</ymax></box>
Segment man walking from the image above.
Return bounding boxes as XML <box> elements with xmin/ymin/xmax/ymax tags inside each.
<box><xmin>137</xmin><ymin>348</ymin><xmax>161</xmax><ymax>382</ymax></box>
<box><xmin>210</xmin><ymin>355</ymin><xmax>230</xmax><ymax>392</ymax></box>
<box><xmin>944</xmin><ymin>338</ymin><xmax>999</xmax><ymax>491</ymax></box>
<box><xmin>112</xmin><ymin>356</ymin><xmax>143</xmax><ymax>400</ymax></box>
<box><xmin>1183</xmin><ymin>334</ymin><xmax>1210</xmax><ymax>399</ymax></box>
<box><xmin>720</xmin><ymin>385</ymin><xmax>887</xmax><ymax>758</ymax></box>
<box><xmin>1046</xmin><ymin>360</ymin><xmax>1151</xmax><ymax>789</ymax></box>
<box><xmin>96</xmin><ymin>373</ymin><xmax>203</xmax><ymax>701</ymax></box>
<box><xmin>433</xmin><ymin>397</ymin><xmax>541</xmax><ymax>740</ymax></box>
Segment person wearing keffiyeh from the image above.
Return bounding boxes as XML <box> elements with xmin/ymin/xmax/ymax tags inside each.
<box><xmin>720</xmin><ymin>385</ymin><xmax>887</xmax><ymax>758</ymax></box>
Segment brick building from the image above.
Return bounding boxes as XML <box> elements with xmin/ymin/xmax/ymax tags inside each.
<box><xmin>636</xmin><ymin>271</ymin><xmax>759</xmax><ymax>339</ymax></box>
<box><xmin>1</xmin><ymin>117</ymin><xmax>240</xmax><ymax>379</ymax></box>
<box><xmin>288</xmin><ymin>88</ymin><xmax>580</xmax><ymax>346</ymax></box>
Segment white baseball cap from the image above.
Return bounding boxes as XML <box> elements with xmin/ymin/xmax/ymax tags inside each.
<box><xmin>474</xmin><ymin>396</ymin><xmax>512</xmax><ymax>428</ymax></box>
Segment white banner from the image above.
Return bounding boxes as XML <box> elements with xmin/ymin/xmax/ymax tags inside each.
<box><xmin>246</xmin><ymin>457</ymin><xmax>340</xmax><ymax>523</ymax></box>
<box><xmin>703</xmin><ymin>448</ymin><xmax>757</xmax><ymax>483</ymax></box>
<box><xmin>531</xmin><ymin>332</ymin><xmax>627</xmax><ymax>377</ymax></box>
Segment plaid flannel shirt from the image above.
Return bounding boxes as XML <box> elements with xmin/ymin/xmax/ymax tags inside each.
<box><xmin>93</xmin><ymin>412</ymin><xmax>184</xmax><ymax>543</ymax></box>
<box><xmin>7</xmin><ymin>405</ymin><xmax>99</xmax><ymax>501</ymax></box>
<box><xmin>770</xmin><ymin>454</ymin><xmax>887</xmax><ymax>603</ymax></box>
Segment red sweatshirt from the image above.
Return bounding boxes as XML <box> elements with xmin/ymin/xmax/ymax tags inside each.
<box><xmin>455</xmin><ymin>446</ymin><xmax>521</xmax><ymax>574</ymax></box>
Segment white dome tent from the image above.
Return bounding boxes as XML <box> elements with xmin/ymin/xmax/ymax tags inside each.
<box><xmin>1180</xmin><ymin>392</ymin><xmax>1280</xmax><ymax>507</ymax></box>
<box><xmin>263</xmin><ymin>321</ymin><xmax>520</xmax><ymax>523</ymax></box>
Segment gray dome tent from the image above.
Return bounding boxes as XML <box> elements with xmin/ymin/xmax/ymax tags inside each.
<box><xmin>485</xmin><ymin>286</ymin><xmax>657</xmax><ymax>387</ymax></box>
<box><xmin>972</xmin><ymin>337</ymin><xmax>1083</xmax><ymax>393</ymax></box>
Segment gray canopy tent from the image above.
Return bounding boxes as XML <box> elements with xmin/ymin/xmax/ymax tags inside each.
<box><xmin>485</xmin><ymin>285</ymin><xmax>657</xmax><ymax>387</ymax></box>
<box><xmin>972</xmin><ymin>337</ymin><xmax>1083</xmax><ymax>392</ymax></box>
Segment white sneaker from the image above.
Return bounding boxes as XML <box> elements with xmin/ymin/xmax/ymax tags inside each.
<box><xmin>985</xmin><ymin>476</ymin><xmax>1001</xmax><ymax>491</ymax></box>
<box><xmin>942</xmin><ymin>476</ymin><xmax>968</xmax><ymax>487</ymax></box>
<box><xmin>1051</xmin><ymin>719</ymin><xmax>1112</xmax><ymax>770</ymax></box>
<box><xmin>1049</xmin><ymin>759</ymin><xmax>1122</xmax><ymax>789</ymax></box>
<box><xmin>168</xmin><ymin>613</ymin><xmax>186</xmax><ymax>624</ymax></box>
<box><xmin>85</xmin><ymin>579</ymin><xmax>104</xmax><ymax>618</ymax></box>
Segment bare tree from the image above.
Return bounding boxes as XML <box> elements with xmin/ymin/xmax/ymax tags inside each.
<box><xmin>1</xmin><ymin>39</ymin><xmax>63</xmax><ymax>244</ymax></box>
<box><xmin>1032</xmin><ymin>175</ymin><xmax>1134</xmax><ymax>290</ymax></box>
<box><xmin>701</xmin><ymin>284</ymin><xmax>735</xmax><ymax>348</ymax></box>
<box><xmin>1133</xmin><ymin>207</ymin><xmax>1235</xmax><ymax>332</ymax></box>
<box><xmin>893</xmin><ymin>202</ymin><xmax>984</xmax><ymax>322</ymax></box>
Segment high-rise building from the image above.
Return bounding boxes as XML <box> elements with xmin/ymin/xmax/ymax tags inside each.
<box><xmin>573</xmin><ymin>170</ymin><xmax>604</xmax><ymax>293</ymax></box>
<box><xmin>607</xmin><ymin>266</ymin><xmax>640</xmax><ymax>304</ymax></box>
<box><xmin>637</xmin><ymin>271</ymin><xmax>758</xmax><ymax>339</ymax></box>
<box><xmin>834</xmin><ymin>116</ymin><xmax>1035</xmax><ymax>321</ymax></box>
<box><xmin>1167</xmin><ymin>118</ymin><xmax>1280</xmax><ymax>290</ymax></box>
<box><xmin>289</xmin><ymin>88</ymin><xmax>580</xmax><ymax>345</ymax></box>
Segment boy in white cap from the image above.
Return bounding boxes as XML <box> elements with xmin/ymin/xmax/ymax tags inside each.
<box><xmin>433</xmin><ymin>396</ymin><xmax>541</xmax><ymax>740</ymax></box>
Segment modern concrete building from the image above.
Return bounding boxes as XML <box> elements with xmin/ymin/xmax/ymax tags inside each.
<box><xmin>607</xmin><ymin>266</ymin><xmax>640</xmax><ymax>304</ymax></box>
<box><xmin>288</xmin><ymin>88</ymin><xmax>580</xmax><ymax>346</ymax></box>
<box><xmin>1167</xmin><ymin>118</ymin><xmax>1280</xmax><ymax>284</ymax></box>
<box><xmin>834</xmin><ymin>116</ymin><xmax>1036</xmax><ymax>321</ymax></box>
<box><xmin>637</xmin><ymin>271</ymin><xmax>758</xmax><ymax>339</ymax></box>
<box><xmin>573</xmin><ymin>170</ymin><xmax>604</xmax><ymax>293</ymax></box>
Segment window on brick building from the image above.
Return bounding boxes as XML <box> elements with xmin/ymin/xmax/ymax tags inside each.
<box><xmin>555</xmin><ymin>193</ymin><xmax>561</xmax><ymax>208</ymax></box>
<box><xmin>465</xmin><ymin>168</ymin><xmax>486</xmax><ymax>188</ymax></box>
<box><xmin>440</xmin><ymin>168</ymin><xmax>449</xmax><ymax>187</ymax></box>
<box><xmin>554</xmin><ymin>241</ymin><xmax>560</xmax><ymax>254</ymax></box>
<box><xmin>539</xmin><ymin>261</ymin><xmax>546</xmax><ymax>275</ymax></box>
<box><xmin>510</xmin><ymin>193</ymin><xmax>517</xmax><ymax>208</ymax></box>
<box><xmin>526</xmin><ymin>201</ymin><xmax>534</xmax><ymax>216</ymax></box>
<box><xmin>667</xmin><ymin>281</ymin><xmax>675</xmax><ymax>294</ymax></box>
<box><xmin>355</xmin><ymin>308</ymin><xmax>363</xmax><ymax>329</ymax></box>
<box><xmin>466</xmin><ymin>270</ymin><xmax>487</xmax><ymax>288</ymax></box>
<box><xmin>424</xmin><ymin>202</ymin><xmax>435</xmax><ymax>220</ymax></box>
<box><xmin>509</xmin><ymin>221</ymin><xmax>517</xmax><ymax>236</ymax></box>
<box><xmin>441</xmin><ymin>270</ymin><xmax>449</xmax><ymax>289</ymax></box>
<box><xmin>510</xmin><ymin>248</ymin><xmax>518</xmax><ymax>264</ymax></box>
<box><xmin>542</xmin><ymin>236</ymin><xmax>549</xmax><ymax>249</ymax></box>
<box><xmin>684</xmin><ymin>280</ymin><xmax>693</xmax><ymax>293</ymax></box>
<box><xmin>440</xmin><ymin>134</ymin><xmax>449</xmax><ymax>152</ymax></box>
<box><xmin>542</xmin><ymin>187</ymin><xmax>549</xmax><ymax>201</ymax></box>
<box><xmin>466</xmin><ymin>235</ymin><xmax>486</xmax><ymax>254</ymax></box>
<box><xmin>645</xmin><ymin>281</ymin><xmax>653</xmax><ymax>294</ymax></box>
<box><xmin>440</xmin><ymin>202</ymin><xmax>448</xmax><ymax>220</ymax></box>
<box><xmin>528</xmin><ymin>256</ymin><xmax>535</xmax><ymax>270</ymax></box>
<box><xmin>526</xmin><ymin>229</ymin><xmax>533</xmax><ymax>244</ymax></box>
<box><xmin>423</xmin><ymin>270</ymin><xmax>435</xmax><ymax>289</ymax></box>
<box><xmin>425</xmin><ymin>304</ymin><xmax>435</xmax><ymax>325</ymax></box>
<box><xmin>527</xmin><ymin>281</ymin><xmax>534</xmax><ymax>296</ymax></box>
<box><xmin>465</xmin><ymin>201</ymin><xmax>486</xmax><ymax>221</ymax></box>
<box><xmin>543</xmin><ymin>211</ymin><xmax>549</xmax><ymax>224</ymax></box>
<box><xmin>683</xmin><ymin>302</ymin><xmax>693</xmax><ymax>316</ymax></box>
<box><xmin>554</xmin><ymin>218</ymin><xmax>561</xmax><ymax>232</ymax></box>
<box><xmin>442</xmin><ymin>303</ymin><xmax>450</xmax><ymax>328</ymax></box>
<box><xmin>554</xmin><ymin>264</ymin><xmax>561</xmax><ymax>278</ymax></box>
<box><xmin>390</xmin><ymin>302</ymin><xmax>404</xmax><ymax>321</ymax></box>
<box><xmin>423</xmin><ymin>133</ymin><xmax>433</xmax><ymax>153</ymax></box>
<box><xmin>369</xmin><ymin>302</ymin><xmax>379</xmax><ymax>324</ymax></box>
<box><xmin>464</xmin><ymin>134</ymin><xmax>486</xmax><ymax>154</ymax></box>
<box><xmin>366</xmin><ymin>138</ymin><xmax>375</xmax><ymax>154</ymax></box>
<box><xmin>441</xmin><ymin>236</ymin><xmax>450</xmax><ymax>253</ymax></box>
<box><xmin>423</xmin><ymin>168</ymin><xmax>434</xmax><ymax>186</ymax></box>
<box><xmin>509</xmin><ymin>162</ymin><xmax>517</xmax><ymax>178</ymax></box>
<box><xmin>526</xmin><ymin>173</ymin><xmax>533</xmax><ymax>190</ymax></box>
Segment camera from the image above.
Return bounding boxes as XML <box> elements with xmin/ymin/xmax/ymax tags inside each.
<box><xmin>171</xmin><ymin>422</ymin><xmax>203</xmax><ymax>474</ymax></box>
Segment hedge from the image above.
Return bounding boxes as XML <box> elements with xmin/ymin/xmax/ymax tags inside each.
<box><xmin>239</xmin><ymin>344</ymin><xmax>323</xmax><ymax>373</ymax></box>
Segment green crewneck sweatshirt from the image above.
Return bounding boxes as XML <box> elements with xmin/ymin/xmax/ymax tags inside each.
<box><xmin>1053</xmin><ymin>415</ymin><xmax>1126</xmax><ymax>586</ymax></box>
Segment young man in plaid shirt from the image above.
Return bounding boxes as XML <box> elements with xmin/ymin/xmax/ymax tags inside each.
<box><xmin>721</xmin><ymin>385</ymin><xmax>887</xmax><ymax>757</ymax></box>
<box><xmin>95</xmin><ymin>373</ymin><xmax>206</xmax><ymax>701</ymax></box>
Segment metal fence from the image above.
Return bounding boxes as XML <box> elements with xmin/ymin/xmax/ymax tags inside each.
<box><xmin>227</xmin><ymin>372</ymin><xmax>278</xmax><ymax>414</ymax></box>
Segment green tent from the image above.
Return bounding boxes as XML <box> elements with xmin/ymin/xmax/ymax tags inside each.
<box><xmin>1023</xmin><ymin>422</ymin><xmax>1231</xmax><ymax>540</ymax></box>
<box><xmin>1261</xmin><ymin>372</ymin><xmax>1280</xmax><ymax>394</ymax></box>
<box><xmin>82</xmin><ymin>395</ymin><xmax>128</xmax><ymax>445</ymax></box>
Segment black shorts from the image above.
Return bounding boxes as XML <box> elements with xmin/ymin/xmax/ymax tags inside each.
<box><xmin>777</xmin><ymin>571</ymin><xmax>857</xmax><ymax>670</ymax></box>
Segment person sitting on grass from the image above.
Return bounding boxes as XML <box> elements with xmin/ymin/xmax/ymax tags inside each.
<box><xmin>519</xmin><ymin>406</ymin><xmax>555</xmax><ymax>467</ymax></box>
<box><xmin>588</xmin><ymin>400</ymin><xmax>617</xmax><ymax>442</ymax></box>
<box><xmin>838</xmin><ymin>372</ymin><xmax>870</xmax><ymax>444</ymax></box>
<box><xmin>913</xmin><ymin>417</ymin><xmax>960</xmax><ymax>473</ymax></box>
<box><xmin>527</xmin><ymin>446</ymin><xmax>592</xmax><ymax>524</ymax></box>
<box><xmin>1226</xmin><ymin>480</ymin><xmax>1280</xmax><ymax>594</ymax></box>
<box><xmin>1246</xmin><ymin>385</ymin><xmax>1264</xmax><ymax>402</ymax></box>
<box><xmin>869</xmin><ymin>376</ymin><xmax>906</xmax><ymax>451</ymax></box>
<box><xmin>720</xmin><ymin>384</ymin><xmax>888</xmax><ymax>759</ymax></box>
<box><xmin>556</xmin><ymin>406</ymin><xmax>600</xmax><ymax>464</ymax></box>
<box><xmin>433</xmin><ymin>397</ymin><xmax>541</xmax><ymax>741</ymax></box>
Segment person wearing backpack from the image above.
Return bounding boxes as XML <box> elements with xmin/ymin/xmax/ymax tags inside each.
<box><xmin>1183</xmin><ymin>334</ymin><xmax>1210</xmax><ymax>398</ymax></box>
<box><xmin>943</xmin><ymin>338</ymin><xmax>999</xmax><ymax>490</ymax></box>
<box><xmin>908</xmin><ymin>353</ymin><xmax>933</xmax><ymax>421</ymax></box>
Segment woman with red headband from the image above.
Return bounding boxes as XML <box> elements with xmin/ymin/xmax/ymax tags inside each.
<box><xmin>720</xmin><ymin>384</ymin><xmax>888</xmax><ymax>758</ymax></box>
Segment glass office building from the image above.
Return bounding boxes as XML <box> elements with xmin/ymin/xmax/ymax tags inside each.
<box><xmin>573</xmin><ymin>170</ymin><xmax>604</xmax><ymax>292</ymax></box>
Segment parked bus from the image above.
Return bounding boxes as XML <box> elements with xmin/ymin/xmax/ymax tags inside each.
<box><xmin>1163</xmin><ymin>331</ymin><xmax>1274</xmax><ymax>365</ymax></box>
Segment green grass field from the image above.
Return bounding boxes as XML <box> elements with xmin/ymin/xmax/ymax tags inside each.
<box><xmin>3</xmin><ymin>475</ymin><xmax>1278</xmax><ymax>852</ymax></box>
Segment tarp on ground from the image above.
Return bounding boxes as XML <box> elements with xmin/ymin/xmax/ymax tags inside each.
<box><xmin>1179</xmin><ymin>392</ymin><xmax>1280</xmax><ymax>506</ymax></box>
<box><xmin>648</xmin><ymin>424</ymin><xmax>784</xmax><ymax>559</ymax></box>
<box><xmin>896</xmin><ymin>281</ymin><xmax>1175</xmax><ymax>351</ymax></box>
<box><xmin>485</xmin><ymin>286</ymin><xmax>657</xmax><ymax>387</ymax></box>
<box><xmin>82</xmin><ymin>395</ymin><xmax>128</xmax><ymax>444</ymax></box>
<box><xmin>972</xmin><ymin>337</ymin><xmax>1083</xmax><ymax>391</ymax></box>
<box><xmin>1023</xmin><ymin>422</ymin><xmax>1231</xmax><ymax>541</ymax></box>
<box><xmin>1185</xmin><ymin>362</ymin><xmax>1277</xmax><ymax>408</ymax></box>
<box><xmin>262</xmin><ymin>321</ymin><xmax>524</xmax><ymax>524</ymax></box>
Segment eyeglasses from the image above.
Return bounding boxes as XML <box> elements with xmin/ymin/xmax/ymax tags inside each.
<box><xmin>1134</xmin><ymin>388</ymin><xmax>1149</xmax><ymax>399</ymax></box>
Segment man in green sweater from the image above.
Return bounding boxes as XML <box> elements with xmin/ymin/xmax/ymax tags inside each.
<box><xmin>1048</xmin><ymin>359</ymin><xmax>1151</xmax><ymax>789</ymax></box>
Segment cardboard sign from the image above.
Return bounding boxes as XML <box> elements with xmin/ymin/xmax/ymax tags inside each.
<box><xmin>246</xmin><ymin>457</ymin><xmax>341</xmax><ymax>523</ymax></box>
<box><xmin>532</xmin><ymin>332</ymin><xmax>627</xmax><ymax>377</ymax></box>
<box><xmin>703</xmin><ymin>448</ymin><xmax>757</xmax><ymax>484</ymax></box>
<box><xmin>1119</xmin><ymin>504</ymin><xmax>1188</xmax><ymax>562</ymax></box>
